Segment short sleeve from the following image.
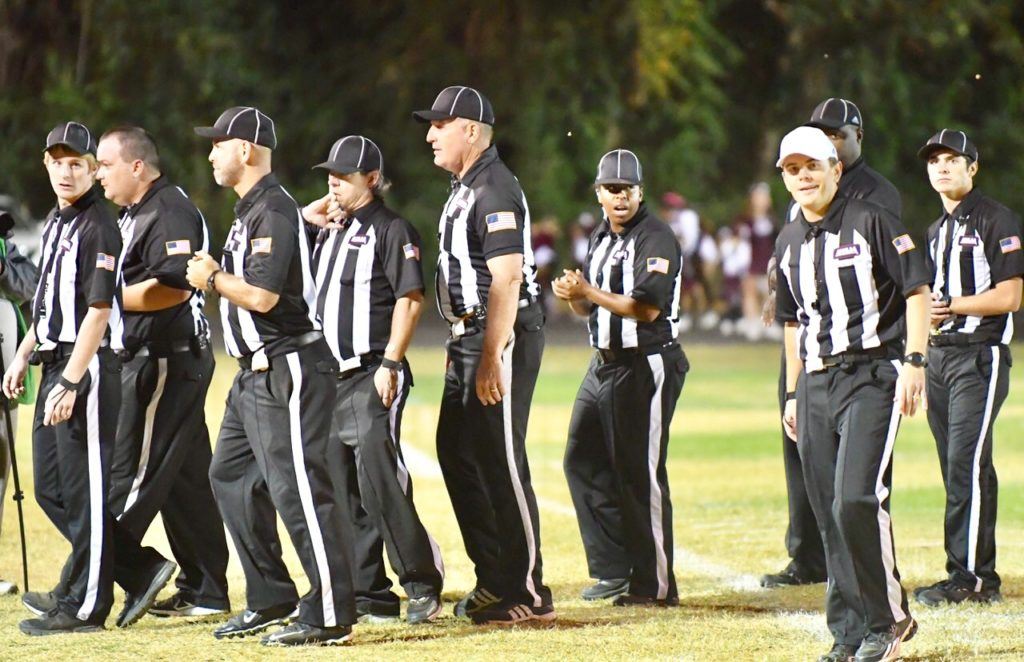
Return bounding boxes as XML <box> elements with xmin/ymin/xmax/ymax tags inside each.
<box><xmin>379</xmin><ymin>218</ymin><xmax>424</xmax><ymax>299</ymax></box>
<box><xmin>629</xmin><ymin>230</ymin><xmax>680</xmax><ymax>308</ymax></box>
<box><xmin>78</xmin><ymin>218</ymin><xmax>122</xmax><ymax>307</ymax></box>
<box><xmin>871</xmin><ymin>210</ymin><xmax>931</xmax><ymax>296</ymax></box>
<box><xmin>472</xmin><ymin>187</ymin><xmax>525</xmax><ymax>260</ymax></box>
<box><xmin>244</xmin><ymin>209</ymin><xmax>298</xmax><ymax>294</ymax></box>
<box><xmin>982</xmin><ymin>210</ymin><xmax>1024</xmax><ymax>285</ymax></box>
<box><xmin>774</xmin><ymin>240</ymin><xmax>799</xmax><ymax>323</ymax></box>
<box><xmin>140</xmin><ymin>205</ymin><xmax>204</xmax><ymax>290</ymax></box>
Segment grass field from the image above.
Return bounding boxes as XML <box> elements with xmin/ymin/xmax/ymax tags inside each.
<box><xmin>1</xmin><ymin>341</ymin><xmax>1022</xmax><ymax>660</ymax></box>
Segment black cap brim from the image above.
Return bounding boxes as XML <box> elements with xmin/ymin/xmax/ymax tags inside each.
<box><xmin>595</xmin><ymin>178</ymin><xmax>641</xmax><ymax>186</ymax></box>
<box><xmin>312</xmin><ymin>161</ymin><xmax>363</xmax><ymax>174</ymax></box>
<box><xmin>43</xmin><ymin>141</ymin><xmax>91</xmax><ymax>156</ymax></box>
<box><xmin>917</xmin><ymin>144</ymin><xmax>974</xmax><ymax>161</ymax></box>
<box><xmin>193</xmin><ymin>126</ymin><xmax>231</xmax><ymax>140</ymax></box>
<box><xmin>804</xmin><ymin>120</ymin><xmax>846</xmax><ymax>131</ymax></box>
<box><xmin>412</xmin><ymin>109</ymin><xmax>455</xmax><ymax>123</ymax></box>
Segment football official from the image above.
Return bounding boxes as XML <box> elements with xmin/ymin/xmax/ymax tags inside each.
<box><xmin>774</xmin><ymin>127</ymin><xmax>929</xmax><ymax>662</ymax></box>
<box><xmin>95</xmin><ymin>127</ymin><xmax>229</xmax><ymax>626</ymax></box>
<box><xmin>555</xmin><ymin>150</ymin><xmax>685</xmax><ymax>607</ymax></box>
<box><xmin>914</xmin><ymin>130</ymin><xmax>1023</xmax><ymax>607</ymax></box>
<box><xmin>187</xmin><ymin>107</ymin><xmax>356</xmax><ymax>646</ymax></box>
<box><xmin>413</xmin><ymin>85</ymin><xmax>552</xmax><ymax>624</ymax></box>
<box><xmin>5</xmin><ymin>123</ymin><xmax>123</xmax><ymax>635</ymax></box>
<box><xmin>302</xmin><ymin>136</ymin><xmax>444</xmax><ymax>624</ymax></box>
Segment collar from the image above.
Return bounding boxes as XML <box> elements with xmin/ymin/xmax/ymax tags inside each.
<box><xmin>234</xmin><ymin>173</ymin><xmax>280</xmax><ymax>218</ymax></box>
<box><xmin>597</xmin><ymin>203</ymin><xmax>651</xmax><ymax>239</ymax></box>
<box><xmin>942</xmin><ymin>187</ymin><xmax>982</xmax><ymax>225</ymax></box>
<box><xmin>455</xmin><ymin>145</ymin><xmax>500</xmax><ymax>188</ymax></box>
<box><xmin>123</xmin><ymin>175</ymin><xmax>171</xmax><ymax>218</ymax></box>
<box><xmin>798</xmin><ymin>196</ymin><xmax>844</xmax><ymax>239</ymax></box>
<box><xmin>347</xmin><ymin>198</ymin><xmax>384</xmax><ymax>226</ymax></box>
<box><xmin>57</xmin><ymin>185</ymin><xmax>103</xmax><ymax>222</ymax></box>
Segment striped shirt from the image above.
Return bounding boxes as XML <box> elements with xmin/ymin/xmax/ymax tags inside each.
<box><xmin>927</xmin><ymin>189</ymin><xmax>1024</xmax><ymax>345</ymax></box>
<box><xmin>218</xmin><ymin>173</ymin><xmax>319</xmax><ymax>358</ymax></box>
<box><xmin>118</xmin><ymin>176</ymin><xmax>209</xmax><ymax>349</ymax></box>
<box><xmin>33</xmin><ymin>185</ymin><xmax>123</xmax><ymax>351</ymax></box>
<box><xmin>435</xmin><ymin>145</ymin><xmax>539</xmax><ymax>323</ymax></box>
<box><xmin>584</xmin><ymin>204</ymin><xmax>682</xmax><ymax>349</ymax></box>
<box><xmin>775</xmin><ymin>197</ymin><xmax>930</xmax><ymax>372</ymax></box>
<box><xmin>312</xmin><ymin>199</ymin><xmax>423</xmax><ymax>371</ymax></box>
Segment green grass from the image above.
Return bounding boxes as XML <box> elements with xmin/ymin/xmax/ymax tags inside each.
<box><xmin>1</xmin><ymin>342</ymin><xmax>1022</xmax><ymax>660</ymax></box>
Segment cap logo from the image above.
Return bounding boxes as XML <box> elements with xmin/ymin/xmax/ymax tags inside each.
<box><xmin>850</xmin><ymin>115</ymin><xmax>860</xmax><ymax>125</ymax></box>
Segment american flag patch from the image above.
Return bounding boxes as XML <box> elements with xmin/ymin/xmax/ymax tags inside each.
<box><xmin>96</xmin><ymin>253</ymin><xmax>116</xmax><ymax>271</ymax></box>
<box><xmin>165</xmin><ymin>239</ymin><xmax>191</xmax><ymax>255</ymax></box>
<box><xmin>1000</xmin><ymin>236</ymin><xmax>1021</xmax><ymax>253</ymax></box>
<box><xmin>892</xmin><ymin>234</ymin><xmax>915</xmax><ymax>254</ymax></box>
<box><xmin>485</xmin><ymin>211</ymin><xmax>517</xmax><ymax>233</ymax></box>
<box><xmin>403</xmin><ymin>242</ymin><xmax>419</xmax><ymax>260</ymax></box>
<box><xmin>647</xmin><ymin>257</ymin><xmax>669</xmax><ymax>273</ymax></box>
<box><xmin>250</xmin><ymin>237</ymin><xmax>272</xmax><ymax>254</ymax></box>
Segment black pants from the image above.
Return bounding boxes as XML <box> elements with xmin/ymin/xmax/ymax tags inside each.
<box><xmin>778</xmin><ymin>351</ymin><xmax>827</xmax><ymax>578</ymax></box>
<box><xmin>107</xmin><ymin>345</ymin><xmax>229</xmax><ymax>607</ymax></box>
<box><xmin>799</xmin><ymin>358</ymin><xmax>910</xmax><ymax>645</ymax></box>
<box><xmin>925</xmin><ymin>344</ymin><xmax>1009</xmax><ymax>592</ymax></box>
<box><xmin>32</xmin><ymin>350</ymin><xmax>121</xmax><ymax>623</ymax></box>
<box><xmin>328</xmin><ymin>363</ymin><xmax>443</xmax><ymax>616</ymax></box>
<box><xmin>208</xmin><ymin>340</ymin><xmax>356</xmax><ymax>627</ymax></box>
<box><xmin>564</xmin><ymin>345</ymin><xmax>687</xmax><ymax>601</ymax></box>
<box><xmin>436</xmin><ymin>302</ymin><xmax>551</xmax><ymax>607</ymax></box>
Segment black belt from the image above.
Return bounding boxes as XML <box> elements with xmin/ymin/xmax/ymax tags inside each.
<box><xmin>338</xmin><ymin>352</ymin><xmax>386</xmax><ymax>378</ymax></box>
<box><xmin>120</xmin><ymin>336</ymin><xmax>209</xmax><ymax>360</ymax></box>
<box><xmin>449</xmin><ymin>296</ymin><xmax>538</xmax><ymax>339</ymax></box>
<box><xmin>819</xmin><ymin>346</ymin><xmax>893</xmax><ymax>369</ymax></box>
<box><xmin>29</xmin><ymin>342</ymin><xmax>76</xmax><ymax>365</ymax></box>
<box><xmin>596</xmin><ymin>342</ymin><xmax>677</xmax><ymax>364</ymax></box>
<box><xmin>237</xmin><ymin>331</ymin><xmax>324</xmax><ymax>370</ymax></box>
<box><xmin>929</xmin><ymin>333</ymin><xmax>990</xmax><ymax>348</ymax></box>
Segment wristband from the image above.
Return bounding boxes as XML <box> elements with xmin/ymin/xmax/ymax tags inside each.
<box><xmin>59</xmin><ymin>376</ymin><xmax>81</xmax><ymax>392</ymax></box>
<box><xmin>207</xmin><ymin>269</ymin><xmax>221</xmax><ymax>292</ymax></box>
<box><xmin>381</xmin><ymin>357</ymin><xmax>401</xmax><ymax>371</ymax></box>
<box><xmin>785</xmin><ymin>390</ymin><xmax>796</xmax><ymax>401</ymax></box>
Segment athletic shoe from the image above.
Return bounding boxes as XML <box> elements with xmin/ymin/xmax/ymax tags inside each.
<box><xmin>818</xmin><ymin>643</ymin><xmax>858</xmax><ymax>662</ymax></box>
<box><xmin>116</xmin><ymin>560</ymin><xmax>177</xmax><ymax>628</ymax></box>
<box><xmin>611</xmin><ymin>593</ymin><xmax>679</xmax><ymax>607</ymax></box>
<box><xmin>580</xmin><ymin>578</ymin><xmax>629</xmax><ymax>601</ymax></box>
<box><xmin>21</xmin><ymin>590</ymin><xmax>57</xmax><ymax>616</ymax></box>
<box><xmin>469</xmin><ymin>602</ymin><xmax>556</xmax><ymax>625</ymax></box>
<box><xmin>406</xmin><ymin>594</ymin><xmax>442</xmax><ymax>624</ymax></box>
<box><xmin>0</xmin><ymin>579</ymin><xmax>18</xmax><ymax>595</ymax></box>
<box><xmin>149</xmin><ymin>591</ymin><xmax>228</xmax><ymax>618</ymax></box>
<box><xmin>213</xmin><ymin>603</ymin><xmax>298</xmax><ymax>639</ymax></box>
<box><xmin>759</xmin><ymin>564</ymin><xmax>827</xmax><ymax>588</ymax></box>
<box><xmin>19</xmin><ymin>611</ymin><xmax>104</xmax><ymax>636</ymax></box>
<box><xmin>260</xmin><ymin>622</ymin><xmax>352</xmax><ymax>646</ymax></box>
<box><xmin>854</xmin><ymin>617</ymin><xmax>917</xmax><ymax>662</ymax></box>
<box><xmin>453</xmin><ymin>587</ymin><xmax>502</xmax><ymax>618</ymax></box>
<box><xmin>914</xmin><ymin>579</ymin><xmax>1002</xmax><ymax>607</ymax></box>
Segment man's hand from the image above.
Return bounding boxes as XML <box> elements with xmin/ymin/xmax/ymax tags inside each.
<box><xmin>43</xmin><ymin>383</ymin><xmax>76</xmax><ymax>426</ymax></box>
<box><xmin>475</xmin><ymin>351</ymin><xmax>505</xmax><ymax>406</ymax></box>
<box><xmin>302</xmin><ymin>193</ymin><xmax>345</xmax><ymax>229</ymax></box>
<box><xmin>374</xmin><ymin>365</ymin><xmax>398</xmax><ymax>408</ymax></box>
<box><xmin>783</xmin><ymin>398</ymin><xmax>797</xmax><ymax>442</ymax></box>
<box><xmin>186</xmin><ymin>251</ymin><xmax>220</xmax><ymax>290</ymax></box>
<box><xmin>2</xmin><ymin>354</ymin><xmax>28</xmax><ymax>399</ymax></box>
<box><xmin>930</xmin><ymin>292</ymin><xmax>952</xmax><ymax>328</ymax></box>
<box><xmin>896</xmin><ymin>364</ymin><xmax>926</xmax><ymax>417</ymax></box>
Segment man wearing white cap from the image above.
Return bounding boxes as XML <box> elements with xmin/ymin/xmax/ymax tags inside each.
<box><xmin>773</xmin><ymin>126</ymin><xmax>930</xmax><ymax>662</ymax></box>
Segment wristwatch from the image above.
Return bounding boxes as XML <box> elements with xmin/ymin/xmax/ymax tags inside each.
<box><xmin>903</xmin><ymin>352</ymin><xmax>928</xmax><ymax>368</ymax></box>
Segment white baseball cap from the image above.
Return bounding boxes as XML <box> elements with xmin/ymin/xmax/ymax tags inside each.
<box><xmin>776</xmin><ymin>126</ymin><xmax>838</xmax><ymax>168</ymax></box>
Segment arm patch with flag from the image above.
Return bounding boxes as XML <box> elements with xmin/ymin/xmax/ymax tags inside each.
<box><xmin>250</xmin><ymin>237</ymin><xmax>273</xmax><ymax>254</ymax></box>
<box><xmin>485</xmin><ymin>211</ymin><xmax>518</xmax><ymax>233</ymax></box>
<box><xmin>892</xmin><ymin>234</ymin><xmax>915</xmax><ymax>254</ymax></box>
<box><xmin>403</xmin><ymin>242</ymin><xmax>420</xmax><ymax>260</ymax></box>
<box><xmin>165</xmin><ymin>239</ymin><xmax>191</xmax><ymax>255</ymax></box>
<box><xmin>999</xmin><ymin>236</ymin><xmax>1021</xmax><ymax>253</ymax></box>
<box><xmin>96</xmin><ymin>252</ymin><xmax>116</xmax><ymax>271</ymax></box>
<box><xmin>647</xmin><ymin>257</ymin><xmax>669</xmax><ymax>273</ymax></box>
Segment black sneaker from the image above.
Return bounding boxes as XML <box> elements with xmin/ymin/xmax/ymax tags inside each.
<box><xmin>759</xmin><ymin>564</ymin><xmax>827</xmax><ymax>588</ymax></box>
<box><xmin>453</xmin><ymin>587</ymin><xmax>502</xmax><ymax>617</ymax></box>
<box><xmin>406</xmin><ymin>594</ymin><xmax>442</xmax><ymax>624</ymax></box>
<box><xmin>19</xmin><ymin>611</ymin><xmax>105</xmax><ymax>636</ymax></box>
<box><xmin>21</xmin><ymin>590</ymin><xmax>58</xmax><ymax>616</ymax></box>
<box><xmin>611</xmin><ymin>593</ymin><xmax>679</xmax><ymax>607</ymax></box>
<box><xmin>818</xmin><ymin>643</ymin><xmax>858</xmax><ymax>662</ymax></box>
<box><xmin>914</xmin><ymin>579</ymin><xmax>1001</xmax><ymax>607</ymax></box>
<box><xmin>149</xmin><ymin>591</ymin><xmax>229</xmax><ymax>618</ymax></box>
<box><xmin>580</xmin><ymin>578</ymin><xmax>629</xmax><ymax>601</ymax></box>
<box><xmin>854</xmin><ymin>617</ymin><xmax>916</xmax><ymax>662</ymax></box>
<box><xmin>260</xmin><ymin>622</ymin><xmax>352</xmax><ymax>646</ymax></box>
<box><xmin>469</xmin><ymin>601</ymin><xmax>556</xmax><ymax>625</ymax></box>
<box><xmin>213</xmin><ymin>603</ymin><xmax>298</xmax><ymax>639</ymax></box>
<box><xmin>116</xmin><ymin>560</ymin><xmax>177</xmax><ymax>628</ymax></box>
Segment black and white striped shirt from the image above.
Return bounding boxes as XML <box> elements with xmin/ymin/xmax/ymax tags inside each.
<box><xmin>118</xmin><ymin>176</ymin><xmax>209</xmax><ymax>349</ymax></box>
<box><xmin>775</xmin><ymin>197</ymin><xmax>930</xmax><ymax>372</ymax></box>
<box><xmin>219</xmin><ymin>174</ymin><xmax>319</xmax><ymax>358</ymax></box>
<box><xmin>312</xmin><ymin>199</ymin><xmax>423</xmax><ymax>371</ymax></box>
<box><xmin>927</xmin><ymin>189</ymin><xmax>1024</xmax><ymax>345</ymax></box>
<box><xmin>584</xmin><ymin>204</ymin><xmax>682</xmax><ymax>349</ymax></box>
<box><xmin>33</xmin><ymin>185</ymin><xmax>123</xmax><ymax>351</ymax></box>
<box><xmin>435</xmin><ymin>146</ymin><xmax>539</xmax><ymax>323</ymax></box>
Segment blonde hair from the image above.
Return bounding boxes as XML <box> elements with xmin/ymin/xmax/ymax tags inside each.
<box><xmin>44</xmin><ymin>146</ymin><xmax>98</xmax><ymax>170</ymax></box>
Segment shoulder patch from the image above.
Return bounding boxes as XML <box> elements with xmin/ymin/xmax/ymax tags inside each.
<box><xmin>250</xmin><ymin>237</ymin><xmax>273</xmax><ymax>254</ymax></box>
<box><xmin>403</xmin><ymin>242</ymin><xmax>420</xmax><ymax>260</ymax></box>
<box><xmin>165</xmin><ymin>239</ymin><xmax>192</xmax><ymax>255</ymax></box>
<box><xmin>96</xmin><ymin>253</ymin><xmax>116</xmax><ymax>271</ymax></box>
<box><xmin>999</xmin><ymin>236</ymin><xmax>1021</xmax><ymax>254</ymax></box>
<box><xmin>892</xmin><ymin>234</ymin><xmax>915</xmax><ymax>254</ymax></box>
<box><xmin>647</xmin><ymin>257</ymin><xmax>669</xmax><ymax>273</ymax></box>
<box><xmin>485</xmin><ymin>211</ymin><xmax>518</xmax><ymax>233</ymax></box>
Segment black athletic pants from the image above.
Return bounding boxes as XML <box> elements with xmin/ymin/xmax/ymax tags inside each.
<box><xmin>209</xmin><ymin>340</ymin><xmax>356</xmax><ymax>628</ymax></box>
<box><xmin>328</xmin><ymin>362</ymin><xmax>443</xmax><ymax>616</ymax></box>
<box><xmin>564</xmin><ymin>344</ymin><xmax>687</xmax><ymax>601</ymax></box>
<box><xmin>32</xmin><ymin>349</ymin><xmax>121</xmax><ymax>623</ymax></box>
<box><xmin>925</xmin><ymin>344</ymin><xmax>1009</xmax><ymax>592</ymax></box>
<box><xmin>799</xmin><ymin>358</ymin><xmax>910</xmax><ymax>646</ymax></box>
<box><xmin>436</xmin><ymin>301</ymin><xmax>551</xmax><ymax>608</ymax></box>
<box><xmin>107</xmin><ymin>344</ymin><xmax>229</xmax><ymax>607</ymax></box>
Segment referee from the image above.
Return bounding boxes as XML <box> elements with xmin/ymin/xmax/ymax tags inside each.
<box><xmin>762</xmin><ymin>98</ymin><xmax>903</xmax><ymax>590</ymax></box>
<box><xmin>774</xmin><ymin>126</ymin><xmax>929</xmax><ymax>662</ymax></box>
<box><xmin>5</xmin><ymin>122</ymin><xmax>123</xmax><ymax>635</ymax></box>
<box><xmin>555</xmin><ymin>150</ymin><xmax>685</xmax><ymax>606</ymax></box>
<box><xmin>302</xmin><ymin>135</ymin><xmax>444</xmax><ymax>624</ymax></box>
<box><xmin>914</xmin><ymin>130</ymin><xmax>1023</xmax><ymax>607</ymax></box>
<box><xmin>413</xmin><ymin>85</ymin><xmax>553</xmax><ymax>624</ymax></box>
<box><xmin>95</xmin><ymin>126</ymin><xmax>229</xmax><ymax>625</ymax></box>
<box><xmin>187</xmin><ymin>107</ymin><xmax>355</xmax><ymax>646</ymax></box>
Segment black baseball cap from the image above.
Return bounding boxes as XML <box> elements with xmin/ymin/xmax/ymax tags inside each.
<box><xmin>595</xmin><ymin>149</ymin><xmax>643</xmax><ymax>186</ymax></box>
<box><xmin>193</xmin><ymin>106</ymin><xmax>277</xmax><ymax>149</ymax></box>
<box><xmin>806</xmin><ymin>98</ymin><xmax>863</xmax><ymax>130</ymax></box>
<box><xmin>44</xmin><ymin>121</ymin><xmax>96</xmax><ymax>156</ymax></box>
<box><xmin>313</xmin><ymin>135</ymin><xmax>383</xmax><ymax>174</ymax></box>
<box><xmin>413</xmin><ymin>85</ymin><xmax>495</xmax><ymax>125</ymax></box>
<box><xmin>917</xmin><ymin>129</ymin><xmax>979</xmax><ymax>162</ymax></box>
